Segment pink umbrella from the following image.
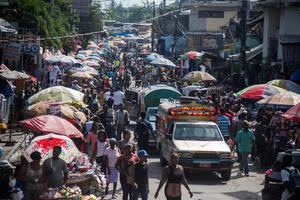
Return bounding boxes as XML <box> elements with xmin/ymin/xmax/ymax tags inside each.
<box><xmin>282</xmin><ymin>103</ymin><xmax>300</xmax><ymax>122</ymax></box>
<box><xmin>19</xmin><ymin>115</ymin><xmax>83</xmax><ymax>139</ymax></box>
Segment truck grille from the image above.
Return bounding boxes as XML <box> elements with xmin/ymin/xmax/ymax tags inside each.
<box><xmin>193</xmin><ymin>152</ymin><xmax>219</xmax><ymax>160</ymax></box>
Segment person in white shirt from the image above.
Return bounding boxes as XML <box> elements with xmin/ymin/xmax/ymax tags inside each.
<box><xmin>113</xmin><ymin>87</ymin><xmax>125</xmax><ymax>111</ymax></box>
<box><xmin>49</xmin><ymin>65</ymin><xmax>60</xmax><ymax>86</ymax></box>
<box><xmin>104</xmin><ymin>138</ymin><xmax>120</xmax><ymax>199</ymax></box>
<box><xmin>94</xmin><ymin>130</ymin><xmax>108</xmax><ymax>172</ymax></box>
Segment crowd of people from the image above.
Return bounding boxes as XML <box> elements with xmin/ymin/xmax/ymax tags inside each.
<box><xmin>0</xmin><ymin>37</ymin><xmax>300</xmax><ymax>200</ymax></box>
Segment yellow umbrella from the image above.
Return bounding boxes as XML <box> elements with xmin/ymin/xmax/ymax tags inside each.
<box><xmin>28</xmin><ymin>86</ymin><xmax>86</xmax><ymax>108</ymax></box>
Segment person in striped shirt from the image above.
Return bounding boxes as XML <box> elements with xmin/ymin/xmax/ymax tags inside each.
<box><xmin>218</xmin><ymin>108</ymin><xmax>231</xmax><ymax>140</ymax></box>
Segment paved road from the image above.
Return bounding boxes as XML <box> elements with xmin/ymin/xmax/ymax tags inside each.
<box><xmin>104</xmin><ymin>156</ymin><xmax>265</xmax><ymax>200</ymax></box>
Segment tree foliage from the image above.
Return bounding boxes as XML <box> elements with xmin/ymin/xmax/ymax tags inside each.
<box><xmin>105</xmin><ymin>1</ymin><xmax>152</xmax><ymax>23</ymax></box>
<box><xmin>3</xmin><ymin>0</ymin><xmax>79</xmax><ymax>48</ymax></box>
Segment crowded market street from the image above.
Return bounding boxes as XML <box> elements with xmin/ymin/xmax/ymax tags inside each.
<box><xmin>1</xmin><ymin>1</ymin><xmax>300</xmax><ymax>200</ymax></box>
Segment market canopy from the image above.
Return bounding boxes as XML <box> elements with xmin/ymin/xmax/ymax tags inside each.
<box><xmin>267</xmin><ymin>79</ymin><xmax>300</xmax><ymax>94</ymax></box>
<box><xmin>0</xmin><ymin>70</ymin><xmax>30</xmax><ymax>80</ymax></box>
<box><xmin>150</xmin><ymin>57</ymin><xmax>176</xmax><ymax>68</ymax></box>
<box><xmin>236</xmin><ymin>84</ymin><xmax>286</xmax><ymax>100</ymax></box>
<box><xmin>28</xmin><ymin>86</ymin><xmax>85</xmax><ymax>107</ymax></box>
<box><xmin>19</xmin><ymin>115</ymin><xmax>84</xmax><ymax>139</ymax></box>
<box><xmin>23</xmin><ymin>133</ymin><xmax>80</xmax><ymax>163</ymax></box>
<box><xmin>182</xmin><ymin>71</ymin><xmax>216</xmax><ymax>83</ymax></box>
<box><xmin>0</xmin><ymin>18</ymin><xmax>17</xmax><ymax>33</ymax></box>
<box><xmin>257</xmin><ymin>91</ymin><xmax>300</xmax><ymax>108</ymax></box>
<box><xmin>282</xmin><ymin>103</ymin><xmax>300</xmax><ymax>122</ymax></box>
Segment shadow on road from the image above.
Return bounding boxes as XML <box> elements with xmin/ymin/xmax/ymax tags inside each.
<box><xmin>224</xmin><ymin>190</ymin><xmax>261</xmax><ymax>200</ymax></box>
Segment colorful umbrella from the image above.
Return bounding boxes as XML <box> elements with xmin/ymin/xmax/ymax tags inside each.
<box><xmin>150</xmin><ymin>57</ymin><xmax>176</xmax><ymax>68</ymax></box>
<box><xmin>23</xmin><ymin>133</ymin><xmax>80</xmax><ymax>163</ymax></box>
<box><xmin>180</xmin><ymin>51</ymin><xmax>204</xmax><ymax>60</ymax></box>
<box><xmin>267</xmin><ymin>79</ymin><xmax>300</xmax><ymax>94</ymax></box>
<box><xmin>28</xmin><ymin>101</ymin><xmax>87</xmax><ymax>124</ymax></box>
<box><xmin>236</xmin><ymin>84</ymin><xmax>286</xmax><ymax>100</ymax></box>
<box><xmin>28</xmin><ymin>86</ymin><xmax>85</xmax><ymax>107</ymax></box>
<box><xmin>282</xmin><ymin>103</ymin><xmax>300</xmax><ymax>122</ymax></box>
<box><xmin>71</xmin><ymin>71</ymin><xmax>93</xmax><ymax>79</ymax></box>
<box><xmin>19</xmin><ymin>115</ymin><xmax>84</xmax><ymax>139</ymax></box>
<box><xmin>60</xmin><ymin>56</ymin><xmax>79</xmax><ymax>65</ymax></box>
<box><xmin>257</xmin><ymin>91</ymin><xmax>300</xmax><ymax>107</ymax></box>
<box><xmin>182</xmin><ymin>71</ymin><xmax>216</xmax><ymax>83</ymax></box>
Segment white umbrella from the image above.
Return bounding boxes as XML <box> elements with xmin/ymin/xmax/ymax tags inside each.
<box><xmin>150</xmin><ymin>57</ymin><xmax>176</xmax><ymax>68</ymax></box>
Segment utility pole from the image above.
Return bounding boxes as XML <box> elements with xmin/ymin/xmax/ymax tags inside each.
<box><xmin>151</xmin><ymin>1</ymin><xmax>155</xmax><ymax>52</ymax></box>
<box><xmin>171</xmin><ymin>0</ymin><xmax>181</xmax><ymax>59</ymax></box>
<box><xmin>51</xmin><ymin>0</ymin><xmax>55</xmax><ymax>15</ymax></box>
<box><xmin>240</xmin><ymin>0</ymin><xmax>248</xmax><ymax>84</ymax></box>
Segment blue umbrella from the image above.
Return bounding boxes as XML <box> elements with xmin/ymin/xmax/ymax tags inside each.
<box><xmin>145</xmin><ymin>53</ymin><xmax>163</xmax><ymax>61</ymax></box>
<box><xmin>291</xmin><ymin>69</ymin><xmax>300</xmax><ymax>82</ymax></box>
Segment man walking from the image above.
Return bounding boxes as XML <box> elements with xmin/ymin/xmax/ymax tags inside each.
<box><xmin>235</xmin><ymin>121</ymin><xmax>255</xmax><ymax>176</ymax></box>
<box><xmin>113</xmin><ymin>86</ymin><xmax>124</xmax><ymax>111</ymax></box>
<box><xmin>135</xmin><ymin>112</ymin><xmax>152</xmax><ymax>152</ymax></box>
<box><xmin>218</xmin><ymin>108</ymin><xmax>231</xmax><ymax>141</ymax></box>
<box><xmin>115</xmin><ymin>104</ymin><xmax>130</xmax><ymax>141</ymax></box>
<box><xmin>42</xmin><ymin>146</ymin><xmax>68</xmax><ymax>188</ymax></box>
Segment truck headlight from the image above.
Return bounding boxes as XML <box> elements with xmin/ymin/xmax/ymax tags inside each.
<box><xmin>177</xmin><ymin>152</ymin><xmax>193</xmax><ymax>158</ymax></box>
<box><xmin>219</xmin><ymin>153</ymin><xmax>232</xmax><ymax>159</ymax></box>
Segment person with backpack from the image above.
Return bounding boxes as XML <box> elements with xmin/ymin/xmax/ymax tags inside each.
<box><xmin>281</xmin><ymin>155</ymin><xmax>300</xmax><ymax>200</ymax></box>
<box><xmin>134</xmin><ymin>112</ymin><xmax>153</xmax><ymax>152</ymax></box>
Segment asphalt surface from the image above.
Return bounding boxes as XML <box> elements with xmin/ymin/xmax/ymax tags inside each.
<box><xmin>104</xmin><ymin>156</ymin><xmax>265</xmax><ymax>200</ymax></box>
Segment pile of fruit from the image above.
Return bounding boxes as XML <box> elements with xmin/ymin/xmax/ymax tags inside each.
<box><xmin>40</xmin><ymin>186</ymin><xmax>82</xmax><ymax>199</ymax></box>
<box><xmin>81</xmin><ymin>194</ymin><xmax>102</xmax><ymax>200</ymax></box>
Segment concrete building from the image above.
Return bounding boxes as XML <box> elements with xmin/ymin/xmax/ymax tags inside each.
<box><xmin>256</xmin><ymin>0</ymin><xmax>300</xmax><ymax>72</ymax></box>
<box><xmin>181</xmin><ymin>0</ymin><xmax>241</xmax><ymax>55</ymax></box>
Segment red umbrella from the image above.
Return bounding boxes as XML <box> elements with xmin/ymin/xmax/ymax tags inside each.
<box><xmin>19</xmin><ymin>115</ymin><xmax>83</xmax><ymax>139</ymax></box>
<box><xmin>282</xmin><ymin>103</ymin><xmax>300</xmax><ymax>122</ymax></box>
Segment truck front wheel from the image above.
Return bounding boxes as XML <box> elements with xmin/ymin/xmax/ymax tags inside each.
<box><xmin>221</xmin><ymin>170</ymin><xmax>232</xmax><ymax>181</ymax></box>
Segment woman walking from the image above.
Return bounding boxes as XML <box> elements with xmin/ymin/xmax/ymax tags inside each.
<box><xmin>154</xmin><ymin>153</ymin><xmax>193</xmax><ymax>200</ymax></box>
<box><xmin>24</xmin><ymin>151</ymin><xmax>45</xmax><ymax>200</ymax></box>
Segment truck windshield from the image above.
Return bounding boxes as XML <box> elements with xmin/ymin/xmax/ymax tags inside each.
<box><xmin>174</xmin><ymin>124</ymin><xmax>222</xmax><ymax>141</ymax></box>
<box><xmin>146</xmin><ymin>108</ymin><xmax>157</xmax><ymax>122</ymax></box>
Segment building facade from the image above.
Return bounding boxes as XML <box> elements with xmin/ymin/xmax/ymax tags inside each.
<box><xmin>257</xmin><ymin>0</ymin><xmax>300</xmax><ymax>75</ymax></box>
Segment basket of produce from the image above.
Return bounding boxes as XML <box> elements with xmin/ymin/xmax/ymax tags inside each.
<box><xmin>39</xmin><ymin>186</ymin><xmax>81</xmax><ymax>200</ymax></box>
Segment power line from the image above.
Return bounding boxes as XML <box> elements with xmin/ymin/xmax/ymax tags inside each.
<box><xmin>0</xmin><ymin>7</ymin><xmax>184</xmax><ymax>43</ymax></box>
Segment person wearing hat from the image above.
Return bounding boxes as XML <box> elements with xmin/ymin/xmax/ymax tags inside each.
<box><xmin>104</xmin><ymin>138</ymin><xmax>120</xmax><ymax>199</ymax></box>
<box><xmin>235</xmin><ymin>121</ymin><xmax>255</xmax><ymax>176</ymax></box>
<box><xmin>24</xmin><ymin>151</ymin><xmax>44</xmax><ymax>200</ymax></box>
<box><xmin>133</xmin><ymin>150</ymin><xmax>149</xmax><ymax>200</ymax></box>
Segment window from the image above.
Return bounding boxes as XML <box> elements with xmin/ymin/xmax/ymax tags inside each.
<box><xmin>198</xmin><ymin>11</ymin><xmax>224</xmax><ymax>18</ymax></box>
<box><xmin>174</xmin><ymin>124</ymin><xmax>222</xmax><ymax>141</ymax></box>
